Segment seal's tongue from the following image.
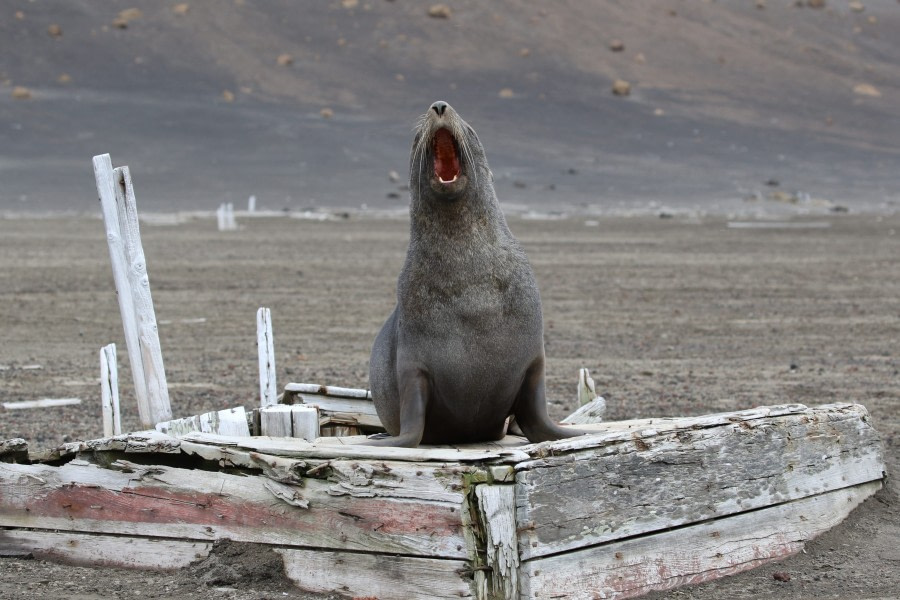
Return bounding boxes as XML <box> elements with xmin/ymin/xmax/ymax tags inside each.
<box><xmin>433</xmin><ymin>128</ymin><xmax>460</xmax><ymax>183</ymax></box>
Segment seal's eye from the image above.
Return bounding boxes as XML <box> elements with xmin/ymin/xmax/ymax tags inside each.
<box><xmin>434</xmin><ymin>128</ymin><xmax>460</xmax><ymax>184</ymax></box>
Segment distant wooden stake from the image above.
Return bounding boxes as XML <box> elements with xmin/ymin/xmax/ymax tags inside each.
<box><xmin>94</xmin><ymin>153</ymin><xmax>172</xmax><ymax>427</ymax></box>
<box><xmin>100</xmin><ymin>344</ymin><xmax>122</xmax><ymax>437</ymax></box>
<box><xmin>257</xmin><ymin>307</ymin><xmax>277</xmax><ymax>407</ymax></box>
<box><xmin>576</xmin><ymin>368</ymin><xmax>596</xmax><ymax>406</ymax></box>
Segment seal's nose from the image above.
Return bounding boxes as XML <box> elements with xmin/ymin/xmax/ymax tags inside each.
<box><xmin>431</xmin><ymin>101</ymin><xmax>449</xmax><ymax>117</ymax></box>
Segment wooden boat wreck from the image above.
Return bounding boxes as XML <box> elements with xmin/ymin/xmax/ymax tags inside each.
<box><xmin>0</xmin><ymin>389</ymin><xmax>884</xmax><ymax>600</ymax></box>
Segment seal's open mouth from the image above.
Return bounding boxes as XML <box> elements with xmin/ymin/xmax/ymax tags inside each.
<box><xmin>433</xmin><ymin>128</ymin><xmax>461</xmax><ymax>184</ymax></box>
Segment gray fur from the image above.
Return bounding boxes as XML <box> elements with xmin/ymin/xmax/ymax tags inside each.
<box><xmin>368</xmin><ymin>102</ymin><xmax>584</xmax><ymax>446</ymax></box>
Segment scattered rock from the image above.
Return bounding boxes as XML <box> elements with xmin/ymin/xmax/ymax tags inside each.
<box><xmin>513</xmin><ymin>180</ymin><xmax>527</xmax><ymax>189</ymax></box>
<box><xmin>428</xmin><ymin>4</ymin><xmax>451</xmax><ymax>19</ymax></box>
<box><xmin>386</xmin><ymin>192</ymin><xmax>401</xmax><ymax>199</ymax></box>
<box><xmin>849</xmin><ymin>1</ymin><xmax>865</xmax><ymax>11</ymax></box>
<box><xmin>653</xmin><ymin>108</ymin><xmax>664</xmax><ymax>116</ymax></box>
<box><xmin>520</xmin><ymin>47</ymin><xmax>531</xmax><ymax>57</ymax></box>
<box><xmin>765</xmin><ymin>179</ymin><xmax>780</xmax><ymax>187</ymax></box>
<box><xmin>612</xmin><ymin>79</ymin><xmax>631</xmax><ymax>96</ymax></box>
<box><xmin>395</xmin><ymin>73</ymin><xmax>405</xmax><ymax>81</ymax></box>
<box><xmin>342</xmin><ymin>0</ymin><xmax>359</xmax><ymax>8</ymax></box>
<box><xmin>756</xmin><ymin>0</ymin><xmax>767</xmax><ymax>8</ymax></box>
<box><xmin>57</xmin><ymin>73</ymin><xmax>72</xmax><ymax>84</ymax></box>
<box><xmin>172</xmin><ymin>3</ymin><xmax>190</xmax><ymax>16</ymax></box>
<box><xmin>222</xmin><ymin>90</ymin><xmax>235</xmax><ymax>102</ymax></box>
<box><xmin>15</xmin><ymin>10</ymin><xmax>24</xmax><ymax>20</ymax></box>
<box><xmin>320</xmin><ymin>107</ymin><xmax>334</xmax><ymax>119</ymax></box>
<box><xmin>806</xmin><ymin>0</ymin><xmax>825</xmax><ymax>7</ymax></box>
<box><xmin>113</xmin><ymin>8</ymin><xmax>143</xmax><ymax>28</ymax></box>
<box><xmin>853</xmin><ymin>83</ymin><xmax>881</xmax><ymax>97</ymax></box>
<box><xmin>498</xmin><ymin>88</ymin><xmax>515</xmax><ymax>98</ymax></box>
<box><xmin>388</xmin><ymin>170</ymin><xmax>401</xmax><ymax>183</ymax></box>
<box><xmin>12</xmin><ymin>86</ymin><xmax>32</xmax><ymax>100</ymax></box>
<box><xmin>276</xmin><ymin>53</ymin><xmax>294</xmax><ymax>66</ymax></box>
<box><xmin>831</xmin><ymin>205</ymin><xmax>849</xmax><ymax>213</ymax></box>
<box><xmin>47</xmin><ymin>24</ymin><xmax>62</xmax><ymax>38</ymax></box>
<box><xmin>769</xmin><ymin>190</ymin><xmax>797</xmax><ymax>203</ymax></box>
<box><xmin>773</xmin><ymin>571</ymin><xmax>792</xmax><ymax>582</ymax></box>
<box><xmin>609</xmin><ymin>39</ymin><xmax>625</xmax><ymax>52</ymax></box>
<box><xmin>867</xmin><ymin>15</ymin><xmax>877</xmax><ymax>24</ymax></box>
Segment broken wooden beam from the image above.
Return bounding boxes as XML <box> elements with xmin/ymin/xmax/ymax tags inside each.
<box><xmin>100</xmin><ymin>343</ymin><xmax>122</xmax><ymax>437</ymax></box>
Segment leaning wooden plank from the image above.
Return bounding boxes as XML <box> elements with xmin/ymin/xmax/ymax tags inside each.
<box><xmin>278</xmin><ymin>548</ymin><xmax>474</xmax><ymax>599</ymax></box>
<box><xmin>0</xmin><ymin>529</ymin><xmax>211</xmax><ymax>569</ymax></box>
<box><xmin>155</xmin><ymin>407</ymin><xmax>249</xmax><ymax>437</ymax></box>
<box><xmin>290</xmin><ymin>393</ymin><xmax>380</xmax><ymax>417</ymax></box>
<box><xmin>519</xmin><ymin>480</ymin><xmax>881</xmax><ymax>600</ymax></box>
<box><xmin>100</xmin><ymin>343</ymin><xmax>122</xmax><ymax>436</ymax></box>
<box><xmin>0</xmin><ymin>458</ymin><xmax>470</xmax><ymax>558</ymax></box>
<box><xmin>257</xmin><ymin>307</ymin><xmax>277</xmax><ymax>407</ymax></box>
<box><xmin>95</xmin><ymin>153</ymin><xmax>150</xmax><ymax>425</ymax></box>
<box><xmin>2</xmin><ymin>398</ymin><xmax>81</xmax><ymax>410</ymax></box>
<box><xmin>113</xmin><ymin>165</ymin><xmax>171</xmax><ymax>425</ymax></box>
<box><xmin>515</xmin><ymin>403</ymin><xmax>883</xmax><ymax>561</ymax></box>
<box><xmin>180</xmin><ymin>431</ymin><xmax>531</xmax><ymax>463</ymax></box>
<box><xmin>562</xmin><ymin>395</ymin><xmax>607</xmax><ymax>425</ymax></box>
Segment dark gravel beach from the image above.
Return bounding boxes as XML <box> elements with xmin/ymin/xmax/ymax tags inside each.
<box><xmin>1</xmin><ymin>214</ymin><xmax>898</xmax><ymax>598</ymax></box>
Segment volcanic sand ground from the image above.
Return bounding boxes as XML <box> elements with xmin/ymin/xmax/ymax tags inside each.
<box><xmin>1</xmin><ymin>214</ymin><xmax>898</xmax><ymax>599</ymax></box>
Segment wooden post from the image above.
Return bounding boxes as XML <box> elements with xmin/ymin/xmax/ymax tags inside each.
<box><xmin>217</xmin><ymin>202</ymin><xmax>237</xmax><ymax>231</ymax></box>
<box><xmin>247</xmin><ymin>195</ymin><xmax>256</xmax><ymax>213</ymax></box>
<box><xmin>93</xmin><ymin>154</ymin><xmax>172</xmax><ymax>427</ymax></box>
<box><xmin>100</xmin><ymin>344</ymin><xmax>122</xmax><ymax>437</ymax></box>
<box><xmin>257</xmin><ymin>307</ymin><xmax>277</xmax><ymax>407</ymax></box>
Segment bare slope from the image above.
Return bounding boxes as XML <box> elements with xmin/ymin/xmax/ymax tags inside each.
<box><xmin>1</xmin><ymin>1</ymin><xmax>898</xmax><ymax>212</ymax></box>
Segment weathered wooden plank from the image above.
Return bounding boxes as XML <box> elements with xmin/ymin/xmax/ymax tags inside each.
<box><xmin>0</xmin><ymin>457</ymin><xmax>469</xmax><ymax>558</ymax></box>
<box><xmin>100</xmin><ymin>343</ymin><xmax>122</xmax><ymax>437</ymax></box>
<box><xmin>155</xmin><ymin>407</ymin><xmax>249</xmax><ymax>437</ymax></box>
<box><xmin>284</xmin><ymin>382</ymin><xmax>372</xmax><ymax>399</ymax></box>
<box><xmin>181</xmin><ymin>432</ymin><xmax>531</xmax><ymax>463</ymax></box>
<box><xmin>257</xmin><ymin>307</ymin><xmax>277</xmax><ymax>407</ymax></box>
<box><xmin>0</xmin><ymin>529</ymin><xmax>210</xmax><ymax>568</ymax></box>
<box><xmin>0</xmin><ymin>439</ymin><xmax>27</xmax><ymax>462</ymax></box>
<box><xmin>259</xmin><ymin>405</ymin><xmax>319</xmax><ymax>440</ymax></box>
<box><xmin>474</xmin><ymin>485</ymin><xmax>519</xmax><ymax>599</ymax></box>
<box><xmin>516</xmin><ymin>403</ymin><xmax>883</xmax><ymax>560</ymax></box>
<box><xmin>278</xmin><ymin>548</ymin><xmax>474</xmax><ymax>599</ymax></box>
<box><xmin>1</xmin><ymin>398</ymin><xmax>82</xmax><ymax>410</ymax></box>
<box><xmin>562</xmin><ymin>395</ymin><xmax>607</xmax><ymax>425</ymax></box>
<box><xmin>113</xmin><ymin>164</ymin><xmax>171</xmax><ymax>426</ymax></box>
<box><xmin>520</xmin><ymin>480</ymin><xmax>881</xmax><ymax>600</ymax></box>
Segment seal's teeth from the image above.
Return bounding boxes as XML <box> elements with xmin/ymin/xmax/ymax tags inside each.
<box><xmin>439</xmin><ymin>175</ymin><xmax>458</xmax><ymax>184</ymax></box>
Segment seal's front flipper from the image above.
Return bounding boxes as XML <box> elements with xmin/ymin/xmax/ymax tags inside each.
<box><xmin>514</xmin><ymin>362</ymin><xmax>588</xmax><ymax>443</ymax></box>
<box><xmin>363</xmin><ymin>368</ymin><xmax>428</xmax><ymax>448</ymax></box>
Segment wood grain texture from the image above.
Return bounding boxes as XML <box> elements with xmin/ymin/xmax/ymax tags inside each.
<box><xmin>278</xmin><ymin>548</ymin><xmax>474</xmax><ymax>599</ymax></box>
<box><xmin>0</xmin><ymin>458</ymin><xmax>469</xmax><ymax>558</ymax></box>
<box><xmin>475</xmin><ymin>485</ymin><xmax>519</xmax><ymax>599</ymax></box>
<box><xmin>516</xmin><ymin>403</ymin><xmax>883</xmax><ymax>560</ymax></box>
<box><xmin>257</xmin><ymin>307</ymin><xmax>277</xmax><ymax>407</ymax></box>
<box><xmin>0</xmin><ymin>529</ymin><xmax>210</xmax><ymax>568</ymax></box>
<box><xmin>520</xmin><ymin>480</ymin><xmax>881</xmax><ymax>600</ymax></box>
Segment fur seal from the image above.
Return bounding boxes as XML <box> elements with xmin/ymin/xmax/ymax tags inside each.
<box><xmin>367</xmin><ymin>101</ymin><xmax>584</xmax><ymax>447</ymax></box>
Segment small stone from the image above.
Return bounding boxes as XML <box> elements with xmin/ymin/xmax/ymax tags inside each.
<box><xmin>388</xmin><ymin>170</ymin><xmax>400</xmax><ymax>183</ymax></box>
<box><xmin>612</xmin><ymin>79</ymin><xmax>631</xmax><ymax>96</ymax></box>
<box><xmin>853</xmin><ymin>83</ymin><xmax>881</xmax><ymax>97</ymax></box>
<box><xmin>634</xmin><ymin>52</ymin><xmax>646</xmax><ymax>64</ymax></box>
<box><xmin>12</xmin><ymin>86</ymin><xmax>32</xmax><ymax>100</ymax></box>
<box><xmin>428</xmin><ymin>4</ymin><xmax>451</xmax><ymax>19</ymax></box>
<box><xmin>113</xmin><ymin>8</ymin><xmax>143</xmax><ymax>28</ymax></box>
<box><xmin>15</xmin><ymin>10</ymin><xmax>24</xmax><ymax>20</ymax></box>
<box><xmin>520</xmin><ymin>47</ymin><xmax>531</xmax><ymax>57</ymax></box>
<box><xmin>773</xmin><ymin>571</ymin><xmax>791</xmax><ymax>582</ymax></box>
<box><xmin>867</xmin><ymin>15</ymin><xmax>877</xmax><ymax>24</ymax></box>
<box><xmin>806</xmin><ymin>0</ymin><xmax>825</xmax><ymax>7</ymax></box>
<box><xmin>765</xmin><ymin>178</ymin><xmax>780</xmax><ymax>187</ymax></box>
<box><xmin>320</xmin><ymin>107</ymin><xmax>334</xmax><ymax>119</ymax></box>
<box><xmin>172</xmin><ymin>3</ymin><xmax>190</xmax><ymax>16</ymax></box>
<box><xmin>276</xmin><ymin>53</ymin><xmax>294</xmax><ymax>66</ymax></box>
<box><xmin>222</xmin><ymin>90</ymin><xmax>235</xmax><ymax>102</ymax></box>
<box><xmin>498</xmin><ymin>88</ymin><xmax>514</xmax><ymax>98</ymax></box>
<box><xmin>342</xmin><ymin>0</ymin><xmax>359</xmax><ymax>8</ymax></box>
<box><xmin>57</xmin><ymin>73</ymin><xmax>72</xmax><ymax>84</ymax></box>
<box><xmin>609</xmin><ymin>39</ymin><xmax>624</xmax><ymax>52</ymax></box>
<box><xmin>395</xmin><ymin>73</ymin><xmax>405</xmax><ymax>81</ymax></box>
<box><xmin>849</xmin><ymin>1</ymin><xmax>865</xmax><ymax>11</ymax></box>
<box><xmin>756</xmin><ymin>0</ymin><xmax>766</xmax><ymax>8</ymax></box>
<box><xmin>47</xmin><ymin>24</ymin><xmax>62</xmax><ymax>38</ymax></box>
<box><xmin>653</xmin><ymin>108</ymin><xmax>664</xmax><ymax>116</ymax></box>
